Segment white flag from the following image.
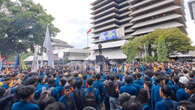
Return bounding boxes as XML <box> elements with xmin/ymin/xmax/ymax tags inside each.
<box><xmin>32</xmin><ymin>45</ymin><xmax>39</xmax><ymax>72</ymax></box>
<box><xmin>43</xmin><ymin>25</ymin><xmax>54</xmax><ymax>68</ymax></box>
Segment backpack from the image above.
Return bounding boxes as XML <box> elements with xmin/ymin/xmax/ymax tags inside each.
<box><xmin>62</xmin><ymin>95</ymin><xmax>76</xmax><ymax>110</ymax></box>
<box><xmin>74</xmin><ymin>89</ymin><xmax>84</xmax><ymax>110</ymax></box>
<box><xmin>85</xmin><ymin>88</ymin><xmax>97</xmax><ymax>108</ymax></box>
<box><xmin>105</xmin><ymin>81</ymin><xmax>118</xmax><ymax>98</ymax></box>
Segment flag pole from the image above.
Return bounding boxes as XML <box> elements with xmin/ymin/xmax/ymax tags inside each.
<box><xmin>87</xmin><ymin>33</ymin><xmax>88</xmax><ymax>48</ymax></box>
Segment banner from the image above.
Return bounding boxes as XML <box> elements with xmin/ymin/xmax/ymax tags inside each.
<box><xmin>99</xmin><ymin>27</ymin><xmax>125</xmax><ymax>42</ymax></box>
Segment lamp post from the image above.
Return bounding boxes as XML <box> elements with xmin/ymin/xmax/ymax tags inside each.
<box><xmin>98</xmin><ymin>43</ymin><xmax>103</xmax><ymax>73</ymax></box>
<box><xmin>98</xmin><ymin>43</ymin><xmax>102</xmax><ymax>55</ymax></box>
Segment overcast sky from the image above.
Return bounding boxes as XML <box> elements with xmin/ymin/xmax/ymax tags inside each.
<box><xmin>33</xmin><ymin>0</ymin><xmax>195</xmax><ymax>48</ymax></box>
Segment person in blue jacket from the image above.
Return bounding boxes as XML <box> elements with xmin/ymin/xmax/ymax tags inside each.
<box><xmin>83</xmin><ymin>78</ymin><xmax>101</xmax><ymax>110</ymax></box>
<box><xmin>93</xmin><ymin>74</ymin><xmax>105</xmax><ymax>100</ymax></box>
<box><xmin>176</xmin><ymin>76</ymin><xmax>190</xmax><ymax>101</ymax></box>
<box><xmin>51</xmin><ymin>78</ymin><xmax>67</xmax><ymax>100</ymax></box>
<box><xmin>59</xmin><ymin>85</ymin><xmax>76</xmax><ymax>110</ymax></box>
<box><xmin>120</xmin><ymin>76</ymin><xmax>138</xmax><ymax>95</ymax></box>
<box><xmin>155</xmin><ymin>85</ymin><xmax>178</xmax><ymax>110</ymax></box>
<box><xmin>136</xmin><ymin>89</ymin><xmax>151</xmax><ymax>110</ymax></box>
<box><xmin>151</xmin><ymin>76</ymin><xmax>163</xmax><ymax>110</ymax></box>
<box><xmin>11</xmin><ymin>85</ymin><xmax>40</xmax><ymax>110</ymax></box>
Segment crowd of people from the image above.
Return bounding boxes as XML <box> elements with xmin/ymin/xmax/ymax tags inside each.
<box><xmin>0</xmin><ymin>62</ymin><xmax>195</xmax><ymax>110</ymax></box>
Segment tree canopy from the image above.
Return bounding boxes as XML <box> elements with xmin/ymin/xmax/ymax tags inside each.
<box><xmin>0</xmin><ymin>0</ymin><xmax>60</xmax><ymax>56</ymax></box>
<box><xmin>123</xmin><ymin>28</ymin><xmax>195</xmax><ymax>62</ymax></box>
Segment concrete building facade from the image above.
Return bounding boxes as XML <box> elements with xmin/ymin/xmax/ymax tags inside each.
<box><xmin>90</xmin><ymin>0</ymin><xmax>186</xmax><ymax>61</ymax></box>
<box><xmin>188</xmin><ymin>0</ymin><xmax>195</xmax><ymax>21</ymax></box>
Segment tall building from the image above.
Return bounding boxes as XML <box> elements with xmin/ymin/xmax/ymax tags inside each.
<box><xmin>188</xmin><ymin>0</ymin><xmax>195</xmax><ymax>21</ymax></box>
<box><xmin>91</xmin><ymin>0</ymin><xmax>186</xmax><ymax>61</ymax></box>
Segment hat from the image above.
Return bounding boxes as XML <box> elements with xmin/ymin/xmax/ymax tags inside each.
<box><xmin>179</xmin><ymin>76</ymin><xmax>189</xmax><ymax>85</ymax></box>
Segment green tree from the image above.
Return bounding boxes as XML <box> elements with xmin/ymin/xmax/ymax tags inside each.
<box><xmin>122</xmin><ymin>41</ymin><xmax>137</xmax><ymax>62</ymax></box>
<box><xmin>157</xmin><ymin>35</ymin><xmax>169</xmax><ymax>62</ymax></box>
<box><xmin>0</xmin><ymin>0</ymin><xmax>60</xmax><ymax>56</ymax></box>
<box><xmin>123</xmin><ymin>28</ymin><xmax>194</xmax><ymax>62</ymax></box>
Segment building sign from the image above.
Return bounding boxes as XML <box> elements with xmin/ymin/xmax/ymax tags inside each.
<box><xmin>99</xmin><ymin>27</ymin><xmax>125</xmax><ymax>41</ymax></box>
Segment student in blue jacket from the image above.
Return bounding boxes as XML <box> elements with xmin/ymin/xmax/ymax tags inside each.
<box><xmin>93</xmin><ymin>74</ymin><xmax>105</xmax><ymax>100</ymax></box>
<box><xmin>11</xmin><ymin>85</ymin><xmax>40</xmax><ymax>110</ymax></box>
<box><xmin>83</xmin><ymin>78</ymin><xmax>101</xmax><ymax>110</ymax></box>
<box><xmin>176</xmin><ymin>76</ymin><xmax>190</xmax><ymax>101</ymax></box>
<box><xmin>151</xmin><ymin>76</ymin><xmax>163</xmax><ymax>110</ymax></box>
<box><xmin>59</xmin><ymin>85</ymin><xmax>76</xmax><ymax>110</ymax></box>
<box><xmin>120</xmin><ymin>76</ymin><xmax>138</xmax><ymax>95</ymax></box>
<box><xmin>155</xmin><ymin>85</ymin><xmax>178</xmax><ymax>110</ymax></box>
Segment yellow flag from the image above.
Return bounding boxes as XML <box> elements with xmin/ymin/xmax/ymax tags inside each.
<box><xmin>20</xmin><ymin>57</ymin><xmax>27</xmax><ymax>70</ymax></box>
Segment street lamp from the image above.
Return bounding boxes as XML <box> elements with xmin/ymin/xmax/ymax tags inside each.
<box><xmin>98</xmin><ymin>43</ymin><xmax>102</xmax><ymax>55</ymax></box>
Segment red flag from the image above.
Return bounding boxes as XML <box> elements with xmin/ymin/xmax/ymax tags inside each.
<box><xmin>5</xmin><ymin>56</ymin><xmax>8</xmax><ymax>61</ymax></box>
<box><xmin>0</xmin><ymin>54</ymin><xmax>2</xmax><ymax>61</ymax></box>
<box><xmin>87</xmin><ymin>28</ymin><xmax>93</xmax><ymax>34</ymax></box>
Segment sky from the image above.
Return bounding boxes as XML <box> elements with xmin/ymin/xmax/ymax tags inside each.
<box><xmin>33</xmin><ymin>0</ymin><xmax>195</xmax><ymax>48</ymax></box>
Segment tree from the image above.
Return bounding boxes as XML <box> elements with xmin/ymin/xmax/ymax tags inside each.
<box><xmin>123</xmin><ymin>28</ymin><xmax>194</xmax><ymax>62</ymax></box>
<box><xmin>122</xmin><ymin>41</ymin><xmax>137</xmax><ymax>62</ymax></box>
<box><xmin>0</xmin><ymin>0</ymin><xmax>60</xmax><ymax>56</ymax></box>
<box><xmin>157</xmin><ymin>35</ymin><xmax>169</xmax><ymax>62</ymax></box>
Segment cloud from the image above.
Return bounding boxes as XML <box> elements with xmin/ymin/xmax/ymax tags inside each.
<box><xmin>33</xmin><ymin>0</ymin><xmax>95</xmax><ymax>48</ymax></box>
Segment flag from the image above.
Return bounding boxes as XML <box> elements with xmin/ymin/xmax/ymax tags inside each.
<box><xmin>20</xmin><ymin>56</ymin><xmax>27</xmax><ymax>70</ymax></box>
<box><xmin>32</xmin><ymin>45</ymin><xmax>39</xmax><ymax>72</ymax></box>
<box><xmin>87</xmin><ymin>28</ymin><xmax>93</xmax><ymax>34</ymax></box>
<box><xmin>14</xmin><ymin>55</ymin><xmax>20</xmax><ymax>70</ymax></box>
<box><xmin>0</xmin><ymin>54</ymin><xmax>2</xmax><ymax>71</ymax></box>
<box><xmin>43</xmin><ymin>25</ymin><xmax>54</xmax><ymax>68</ymax></box>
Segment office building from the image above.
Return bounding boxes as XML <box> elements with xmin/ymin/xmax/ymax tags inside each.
<box><xmin>91</xmin><ymin>0</ymin><xmax>186</xmax><ymax>61</ymax></box>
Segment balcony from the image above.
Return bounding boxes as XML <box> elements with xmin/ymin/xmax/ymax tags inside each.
<box><xmin>122</xmin><ymin>22</ymin><xmax>133</xmax><ymax>28</ymax></box>
<box><xmin>92</xmin><ymin>13</ymin><xmax>118</xmax><ymax>24</ymax></box>
<box><xmin>120</xmin><ymin>11</ymin><xmax>131</xmax><ymax>17</ymax></box>
<box><xmin>120</xmin><ymin>17</ymin><xmax>132</xmax><ymax>23</ymax></box>
<box><xmin>91</xmin><ymin>0</ymin><xmax>109</xmax><ymax>10</ymax></box>
<box><xmin>131</xmin><ymin>0</ymin><xmax>174</xmax><ymax>16</ymax></box>
<box><xmin>119</xmin><ymin>0</ymin><xmax>129</xmax><ymax>6</ymax></box>
<box><xmin>131</xmin><ymin>6</ymin><xmax>181</xmax><ymax>22</ymax></box>
<box><xmin>131</xmin><ymin>0</ymin><xmax>155</xmax><ymax>9</ymax></box>
<box><xmin>93</xmin><ymin>18</ymin><xmax>119</xmax><ymax>29</ymax></box>
<box><xmin>125</xmin><ymin>28</ymin><xmax>134</xmax><ymax>33</ymax></box>
<box><xmin>92</xmin><ymin>7</ymin><xmax>118</xmax><ymax>19</ymax></box>
<box><xmin>91</xmin><ymin>1</ymin><xmax>117</xmax><ymax>15</ymax></box>
<box><xmin>132</xmin><ymin>14</ymin><xmax>182</xmax><ymax>29</ymax></box>
<box><xmin>131</xmin><ymin>21</ymin><xmax>184</xmax><ymax>36</ymax></box>
<box><xmin>94</xmin><ymin>24</ymin><xmax>119</xmax><ymax>33</ymax></box>
<box><xmin>119</xmin><ymin>6</ymin><xmax>129</xmax><ymax>12</ymax></box>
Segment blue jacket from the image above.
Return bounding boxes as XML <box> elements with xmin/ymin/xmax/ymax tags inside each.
<box><xmin>93</xmin><ymin>80</ymin><xmax>105</xmax><ymax>98</ymax></box>
<box><xmin>11</xmin><ymin>101</ymin><xmax>40</xmax><ymax>110</ymax></box>
<box><xmin>151</xmin><ymin>84</ymin><xmax>162</xmax><ymax>110</ymax></box>
<box><xmin>142</xmin><ymin>104</ymin><xmax>150</xmax><ymax>110</ymax></box>
<box><xmin>59</xmin><ymin>93</ymin><xmax>76</xmax><ymax>110</ymax></box>
<box><xmin>155</xmin><ymin>98</ymin><xmax>177</xmax><ymax>110</ymax></box>
<box><xmin>51</xmin><ymin>86</ymin><xmax>63</xmax><ymax>100</ymax></box>
<box><xmin>120</xmin><ymin>84</ymin><xmax>138</xmax><ymax>95</ymax></box>
<box><xmin>176</xmin><ymin>88</ymin><xmax>190</xmax><ymax>101</ymax></box>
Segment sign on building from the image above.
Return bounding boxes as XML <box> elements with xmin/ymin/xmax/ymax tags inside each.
<box><xmin>99</xmin><ymin>27</ymin><xmax>125</xmax><ymax>42</ymax></box>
